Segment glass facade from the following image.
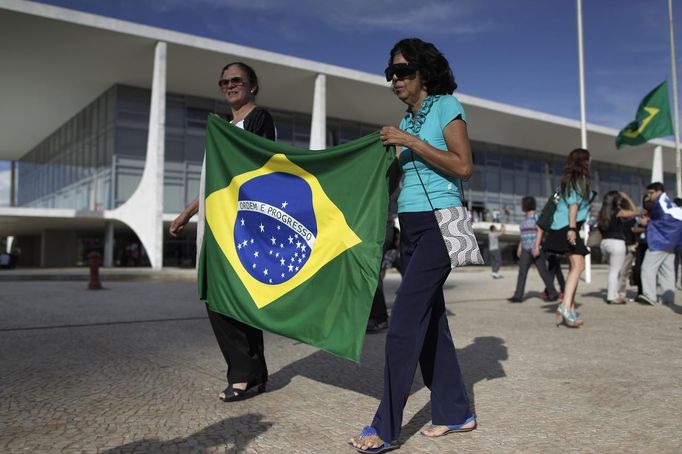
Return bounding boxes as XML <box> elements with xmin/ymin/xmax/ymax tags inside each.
<box><xmin>464</xmin><ymin>141</ymin><xmax>675</xmax><ymax>225</ymax></box>
<box><xmin>17</xmin><ymin>87</ymin><xmax>116</xmax><ymax>209</ymax></box>
<box><xmin>18</xmin><ymin>84</ymin><xmax>383</xmax><ymax>214</ymax></box>
<box><xmin>14</xmin><ymin>84</ymin><xmax>678</xmax><ymax>266</ymax></box>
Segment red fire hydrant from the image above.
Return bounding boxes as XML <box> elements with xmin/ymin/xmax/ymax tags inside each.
<box><xmin>87</xmin><ymin>251</ymin><xmax>103</xmax><ymax>290</ymax></box>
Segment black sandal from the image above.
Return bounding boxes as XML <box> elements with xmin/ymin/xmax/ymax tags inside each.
<box><xmin>219</xmin><ymin>382</ymin><xmax>267</xmax><ymax>402</ymax></box>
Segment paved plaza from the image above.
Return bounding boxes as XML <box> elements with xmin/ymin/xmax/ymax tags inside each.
<box><xmin>1</xmin><ymin>266</ymin><xmax>681</xmax><ymax>453</ymax></box>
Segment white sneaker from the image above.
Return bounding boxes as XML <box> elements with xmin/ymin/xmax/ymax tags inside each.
<box><xmin>636</xmin><ymin>294</ymin><xmax>657</xmax><ymax>306</ymax></box>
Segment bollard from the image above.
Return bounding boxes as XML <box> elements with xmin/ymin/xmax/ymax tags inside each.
<box><xmin>87</xmin><ymin>251</ymin><xmax>103</xmax><ymax>290</ymax></box>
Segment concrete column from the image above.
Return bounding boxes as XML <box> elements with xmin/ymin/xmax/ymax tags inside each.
<box><xmin>10</xmin><ymin>161</ymin><xmax>16</xmax><ymax>207</ymax></box>
<box><xmin>651</xmin><ymin>145</ymin><xmax>663</xmax><ymax>183</ymax></box>
<box><xmin>104</xmin><ymin>221</ymin><xmax>114</xmax><ymax>268</ymax></box>
<box><xmin>106</xmin><ymin>41</ymin><xmax>166</xmax><ymax>269</ymax></box>
<box><xmin>309</xmin><ymin>74</ymin><xmax>326</xmax><ymax>150</ymax></box>
<box><xmin>39</xmin><ymin>230</ymin><xmax>46</xmax><ymax>268</ymax></box>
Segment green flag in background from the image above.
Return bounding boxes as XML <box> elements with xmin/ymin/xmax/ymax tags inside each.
<box><xmin>198</xmin><ymin>115</ymin><xmax>395</xmax><ymax>362</ymax></box>
<box><xmin>615</xmin><ymin>81</ymin><xmax>674</xmax><ymax>149</ymax></box>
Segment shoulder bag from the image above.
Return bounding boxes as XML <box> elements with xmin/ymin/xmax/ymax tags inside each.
<box><xmin>536</xmin><ymin>188</ymin><xmax>561</xmax><ymax>231</ymax></box>
<box><xmin>411</xmin><ymin>154</ymin><xmax>484</xmax><ymax>268</ymax></box>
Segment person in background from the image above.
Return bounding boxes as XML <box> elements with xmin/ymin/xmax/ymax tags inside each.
<box><xmin>542</xmin><ymin>254</ymin><xmax>565</xmax><ymax>301</ymax></box>
<box><xmin>637</xmin><ymin>182</ymin><xmax>682</xmax><ymax>305</ymax></box>
<box><xmin>507</xmin><ymin>196</ymin><xmax>559</xmax><ymax>303</ymax></box>
<box><xmin>169</xmin><ymin>62</ymin><xmax>274</xmax><ymax>402</ymax></box>
<box><xmin>618</xmin><ymin>215</ymin><xmax>638</xmax><ymax>301</ymax></box>
<box><xmin>674</xmin><ymin>197</ymin><xmax>682</xmax><ymax>290</ymax></box>
<box><xmin>535</xmin><ymin>148</ymin><xmax>593</xmax><ymax>328</ymax></box>
<box><xmin>597</xmin><ymin>191</ymin><xmax>638</xmax><ymax>304</ymax></box>
<box><xmin>631</xmin><ymin>201</ymin><xmax>649</xmax><ymax>298</ymax></box>
<box><xmin>366</xmin><ymin>221</ymin><xmax>397</xmax><ymax>334</ymax></box>
<box><xmin>488</xmin><ymin>224</ymin><xmax>505</xmax><ymax>279</ymax></box>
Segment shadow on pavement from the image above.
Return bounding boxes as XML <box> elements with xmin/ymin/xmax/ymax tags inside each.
<box><xmin>401</xmin><ymin>336</ymin><xmax>508</xmax><ymax>440</ymax></box>
<box><xmin>663</xmin><ymin>302</ymin><xmax>682</xmax><ymax>315</ymax></box>
<box><xmin>581</xmin><ymin>290</ymin><xmax>606</xmax><ymax>301</ymax></box>
<box><xmin>268</xmin><ymin>335</ymin><xmax>507</xmax><ymax>442</ymax></box>
<box><xmin>99</xmin><ymin>413</ymin><xmax>272</xmax><ymax>454</ymax></box>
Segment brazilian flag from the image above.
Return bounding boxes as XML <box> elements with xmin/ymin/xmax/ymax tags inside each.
<box><xmin>198</xmin><ymin>115</ymin><xmax>395</xmax><ymax>362</ymax></box>
<box><xmin>615</xmin><ymin>81</ymin><xmax>674</xmax><ymax>149</ymax></box>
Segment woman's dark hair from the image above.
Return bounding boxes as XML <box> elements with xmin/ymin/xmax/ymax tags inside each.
<box><xmin>389</xmin><ymin>38</ymin><xmax>457</xmax><ymax>95</ymax></box>
<box><xmin>560</xmin><ymin>148</ymin><xmax>591</xmax><ymax>197</ymax></box>
<box><xmin>521</xmin><ymin>196</ymin><xmax>536</xmax><ymax>212</ymax></box>
<box><xmin>221</xmin><ymin>61</ymin><xmax>259</xmax><ymax>96</ymax></box>
<box><xmin>598</xmin><ymin>190</ymin><xmax>622</xmax><ymax>231</ymax></box>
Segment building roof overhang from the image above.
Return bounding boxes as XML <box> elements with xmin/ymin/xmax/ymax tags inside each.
<box><xmin>0</xmin><ymin>0</ymin><xmax>676</xmax><ymax>171</ymax></box>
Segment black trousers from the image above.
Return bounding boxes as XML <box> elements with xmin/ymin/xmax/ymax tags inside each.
<box><xmin>369</xmin><ymin>283</ymin><xmax>388</xmax><ymax>323</ymax></box>
<box><xmin>206</xmin><ymin>305</ymin><xmax>268</xmax><ymax>386</ymax></box>
<box><xmin>633</xmin><ymin>241</ymin><xmax>648</xmax><ymax>295</ymax></box>
<box><xmin>371</xmin><ymin>211</ymin><xmax>472</xmax><ymax>443</ymax></box>
<box><xmin>369</xmin><ymin>219</ymin><xmax>400</xmax><ymax>324</ymax></box>
<box><xmin>546</xmin><ymin>253</ymin><xmax>565</xmax><ymax>293</ymax></box>
<box><xmin>513</xmin><ymin>250</ymin><xmax>558</xmax><ymax>299</ymax></box>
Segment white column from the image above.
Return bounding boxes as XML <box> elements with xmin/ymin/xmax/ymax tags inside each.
<box><xmin>651</xmin><ymin>145</ymin><xmax>664</xmax><ymax>182</ymax></box>
<box><xmin>10</xmin><ymin>161</ymin><xmax>16</xmax><ymax>207</ymax></box>
<box><xmin>309</xmin><ymin>74</ymin><xmax>326</xmax><ymax>150</ymax></box>
<box><xmin>106</xmin><ymin>41</ymin><xmax>166</xmax><ymax>269</ymax></box>
<box><xmin>103</xmin><ymin>221</ymin><xmax>114</xmax><ymax>268</ymax></box>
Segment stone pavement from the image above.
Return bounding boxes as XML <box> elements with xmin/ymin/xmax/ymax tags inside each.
<box><xmin>1</xmin><ymin>266</ymin><xmax>681</xmax><ymax>453</ymax></box>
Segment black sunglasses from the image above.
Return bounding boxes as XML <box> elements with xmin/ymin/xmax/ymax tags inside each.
<box><xmin>384</xmin><ymin>63</ymin><xmax>418</xmax><ymax>82</ymax></box>
<box><xmin>218</xmin><ymin>76</ymin><xmax>245</xmax><ymax>89</ymax></box>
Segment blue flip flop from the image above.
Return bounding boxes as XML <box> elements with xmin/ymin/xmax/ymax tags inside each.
<box><xmin>421</xmin><ymin>415</ymin><xmax>477</xmax><ymax>437</ymax></box>
<box><xmin>349</xmin><ymin>426</ymin><xmax>399</xmax><ymax>453</ymax></box>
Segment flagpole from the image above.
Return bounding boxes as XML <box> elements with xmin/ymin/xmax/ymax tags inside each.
<box><xmin>577</xmin><ymin>0</ymin><xmax>587</xmax><ymax>149</ymax></box>
<box><xmin>669</xmin><ymin>0</ymin><xmax>682</xmax><ymax>196</ymax></box>
<box><xmin>576</xmin><ymin>0</ymin><xmax>591</xmax><ymax>283</ymax></box>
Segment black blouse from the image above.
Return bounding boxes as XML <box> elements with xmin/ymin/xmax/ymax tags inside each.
<box><xmin>600</xmin><ymin>216</ymin><xmax>625</xmax><ymax>241</ymax></box>
<box><xmin>228</xmin><ymin>106</ymin><xmax>276</xmax><ymax>141</ymax></box>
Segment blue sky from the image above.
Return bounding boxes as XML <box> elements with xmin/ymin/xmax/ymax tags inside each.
<box><xmin>2</xmin><ymin>0</ymin><xmax>679</xmax><ymax>206</ymax></box>
<box><xmin>32</xmin><ymin>0</ymin><xmax>682</xmax><ymax>130</ymax></box>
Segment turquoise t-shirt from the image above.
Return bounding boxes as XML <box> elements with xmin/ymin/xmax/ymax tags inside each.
<box><xmin>397</xmin><ymin>95</ymin><xmax>465</xmax><ymax>213</ymax></box>
<box><xmin>551</xmin><ymin>187</ymin><xmax>591</xmax><ymax>230</ymax></box>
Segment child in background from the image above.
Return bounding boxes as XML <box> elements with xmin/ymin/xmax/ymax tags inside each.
<box><xmin>488</xmin><ymin>224</ymin><xmax>505</xmax><ymax>279</ymax></box>
<box><xmin>508</xmin><ymin>196</ymin><xmax>559</xmax><ymax>302</ymax></box>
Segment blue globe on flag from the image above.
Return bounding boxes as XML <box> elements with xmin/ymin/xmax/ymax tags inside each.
<box><xmin>234</xmin><ymin>172</ymin><xmax>318</xmax><ymax>285</ymax></box>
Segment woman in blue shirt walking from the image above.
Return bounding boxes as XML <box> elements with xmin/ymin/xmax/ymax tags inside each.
<box><xmin>350</xmin><ymin>38</ymin><xmax>475</xmax><ymax>453</ymax></box>
<box><xmin>535</xmin><ymin>148</ymin><xmax>593</xmax><ymax>328</ymax></box>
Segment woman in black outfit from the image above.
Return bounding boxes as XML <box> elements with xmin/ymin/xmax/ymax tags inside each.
<box><xmin>597</xmin><ymin>191</ymin><xmax>637</xmax><ymax>304</ymax></box>
<box><xmin>169</xmin><ymin>62</ymin><xmax>274</xmax><ymax>401</ymax></box>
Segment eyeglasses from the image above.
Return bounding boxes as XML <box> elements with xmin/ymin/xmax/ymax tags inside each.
<box><xmin>384</xmin><ymin>63</ymin><xmax>418</xmax><ymax>82</ymax></box>
<box><xmin>218</xmin><ymin>77</ymin><xmax>245</xmax><ymax>89</ymax></box>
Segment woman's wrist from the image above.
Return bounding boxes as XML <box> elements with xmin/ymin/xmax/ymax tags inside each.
<box><xmin>567</xmin><ymin>226</ymin><xmax>577</xmax><ymax>232</ymax></box>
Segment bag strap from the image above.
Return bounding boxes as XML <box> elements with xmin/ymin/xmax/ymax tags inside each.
<box><xmin>410</xmin><ymin>151</ymin><xmax>435</xmax><ymax>211</ymax></box>
<box><xmin>410</xmin><ymin>151</ymin><xmax>468</xmax><ymax>211</ymax></box>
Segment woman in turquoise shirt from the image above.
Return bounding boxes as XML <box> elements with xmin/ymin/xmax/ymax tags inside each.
<box><xmin>535</xmin><ymin>148</ymin><xmax>593</xmax><ymax>328</ymax></box>
<box><xmin>350</xmin><ymin>38</ymin><xmax>475</xmax><ymax>453</ymax></box>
